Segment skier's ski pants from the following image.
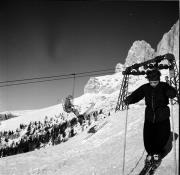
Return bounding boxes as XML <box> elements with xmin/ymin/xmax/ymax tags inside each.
<box><xmin>143</xmin><ymin>118</ymin><xmax>170</xmax><ymax>156</ymax></box>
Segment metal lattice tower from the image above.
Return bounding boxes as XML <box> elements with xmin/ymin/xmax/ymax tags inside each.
<box><xmin>115</xmin><ymin>74</ymin><xmax>129</xmax><ymax>111</ymax></box>
<box><xmin>115</xmin><ymin>53</ymin><xmax>179</xmax><ymax>111</ymax></box>
<box><xmin>166</xmin><ymin>54</ymin><xmax>179</xmax><ymax>104</ymax></box>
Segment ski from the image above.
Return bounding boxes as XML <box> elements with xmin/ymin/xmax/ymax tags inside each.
<box><xmin>148</xmin><ymin>161</ymin><xmax>161</xmax><ymax>175</ymax></box>
<box><xmin>138</xmin><ymin>159</ymin><xmax>161</xmax><ymax>175</ymax></box>
<box><xmin>138</xmin><ymin>164</ymin><xmax>152</xmax><ymax>175</ymax></box>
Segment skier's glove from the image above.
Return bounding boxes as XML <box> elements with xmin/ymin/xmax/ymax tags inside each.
<box><xmin>124</xmin><ymin>97</ymin><xmax>130</xmax><ymax>105</ymax></box>
<box><xmin>166</xmin><ymin>89</ymin><xmax>177</xmax><ymax>99</ymax></box>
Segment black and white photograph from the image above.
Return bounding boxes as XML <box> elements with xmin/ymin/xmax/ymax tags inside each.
<box><xmin>0</xmin><ymin>0</ymin><xmax>179</xmax><ymax>175</ymax></box>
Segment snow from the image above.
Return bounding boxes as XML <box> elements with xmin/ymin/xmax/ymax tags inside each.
<box><xmin>0</xmin><ymin>64</ymin><xmax>179</xmax><ymax>175</ymax></box>
<box><xmin>0</xmin><ymin>110</ymin><xmax>34</xmax><ymax>116</ymax></box>
<box><xmin>0</xmin><ymin>104</ymin><xmax>64</xmax><ymax>131</ymax></box>
<box><xmin>0</xmin><ymin>105</ymin><xmax>178</xmax><ymax>175</ymax></box>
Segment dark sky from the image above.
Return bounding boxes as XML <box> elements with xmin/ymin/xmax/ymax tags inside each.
<box><xmin>0</xmin><ymin>1</ymin><xmax>179</xmax><ymax>112</ymax></box>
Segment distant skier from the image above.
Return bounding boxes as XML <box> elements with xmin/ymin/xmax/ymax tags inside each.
<box><xmin>124</xmin><ymin>69</ymin><xmax>177</xmax><ymax>172</ymax></box>
<box><xmin>63</xmin><ymin>95</ymin><xmax>95</xmax><ymax>127</ymax></box>
<box><xmin>63</xmin><ymin>95</ymin><xmax>79</xmax><ymax>116</ymax></box>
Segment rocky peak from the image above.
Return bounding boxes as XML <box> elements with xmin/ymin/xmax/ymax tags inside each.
<box><xmin>84</xmin><ymin>77</ymin><xmax>101</xmax><ymax>94</ymax></box>
<box><xmin>124</xmin><ymin>40</ymin><xmax>155</xmax><ymax>67</ymax></box>
<box><xmin>156</xmin><ymin>20</ymin><xmax>179</xmax><ymax>63</ymax></box>
<box><xmin>115</xmin><ymin>63</ymin><xmax>125</xmax><ymax>73</ymax></box>
<box><xmin>84</xmin><ymin>73</ymin><xmax>122</xmax><ymax>94</ymax></box>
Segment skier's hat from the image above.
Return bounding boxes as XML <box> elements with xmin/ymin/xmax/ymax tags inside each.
<box><xmin>145</xmin><ymin>69</ymin><xmax>161</xmax><ymax>81</ymax></box>
<box><xmin>67</xmin><ymin>95</ymin><xmax>73</xmax><ymax>99</ymax></box>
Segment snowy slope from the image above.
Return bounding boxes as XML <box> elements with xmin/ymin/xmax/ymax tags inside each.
<box><xmin>0</xmin><ymin>110</ymin><xmax>34</xmax><ymax>116</ymax></box>
<box><xmin>0</xmin><ymin>104</ymin><xmax>178</xmax><ymax>175</ymax></box>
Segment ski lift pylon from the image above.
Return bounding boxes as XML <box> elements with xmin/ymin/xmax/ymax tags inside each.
<box><xmin>115</xmin><ymin>53</ymin><xmax>179</xmax><ymax>111</ymax></box>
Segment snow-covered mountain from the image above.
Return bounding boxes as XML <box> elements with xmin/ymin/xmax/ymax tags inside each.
<box><xmin>157</xmin><ymin>20</ymin><xmax>179</xmax><ymax>62</ymax></box>
<box><xmin>84</xmin><ymin>72</ymin><xmax>122</xmax><ymax>94</ymax></box>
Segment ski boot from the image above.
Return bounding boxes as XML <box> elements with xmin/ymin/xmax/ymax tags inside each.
<box><xmin>139</xmin><ymin>154</ymin><xmax>153</xmax><ymax>175</ymax></box>
<box><xmin>149</xmin><ymin>154</ymin><xmax>162</xmax><ymax>175</ymax></box>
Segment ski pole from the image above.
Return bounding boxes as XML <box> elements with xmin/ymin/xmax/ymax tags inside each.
<box><xmin>122</xmin><ymin>104</ymin><xmax>129</xmax><ymax>175</ymax></box>
<box><xmin>170</xmin><ymin>100</ymin><xmax>178</xmax><ymax>175</ymax></box>
<box><xmin>169</xmin><ymin>67</ymin><xmax>178</xmax><ymax>175</ymax></box>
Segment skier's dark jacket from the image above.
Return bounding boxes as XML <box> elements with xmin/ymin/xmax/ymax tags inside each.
<box><xmin>64</xmin><ymin>98</ymin><xmax>74</xmax><ymax>113</ymax></box>
<box><xmin>126</xmin><ymin>82</ymin><xmax>177</xmax><ymax>123</ymax></box>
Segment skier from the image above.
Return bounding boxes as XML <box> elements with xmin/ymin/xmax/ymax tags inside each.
<box><xmin>63</xmin><ymin>95</ymin><xmax>95</xmax><ymax>129</ymax></box>
<box><xmin>124</xmin><ymin>69</ymin><xmax>177</xmax><ymax>173</ymax></box>
<box><xmin>63</xmin><ymin>95</ymin><xmax>79</xmax><ymax>116</ymax></box>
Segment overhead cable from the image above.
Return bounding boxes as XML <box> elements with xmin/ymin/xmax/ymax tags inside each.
<box><xmin>0</xmin><ymin>68</ymin><xmax>114</xmax><ymax>84</ymax></box>
<box><xmin>0</xmin><ymin>69</ymin><xmax>114</xmax><ymax>87</ymax></box>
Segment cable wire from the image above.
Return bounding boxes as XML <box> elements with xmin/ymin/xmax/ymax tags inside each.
<box><xmin>0</xmin><ymin>70</ymin><xmax>114</xmax><ymax>88</ymax></box>
<box><xmin>0</xmin><ymin>68</ymin><xmax>114</xmax><ymax>84</ymax></box>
